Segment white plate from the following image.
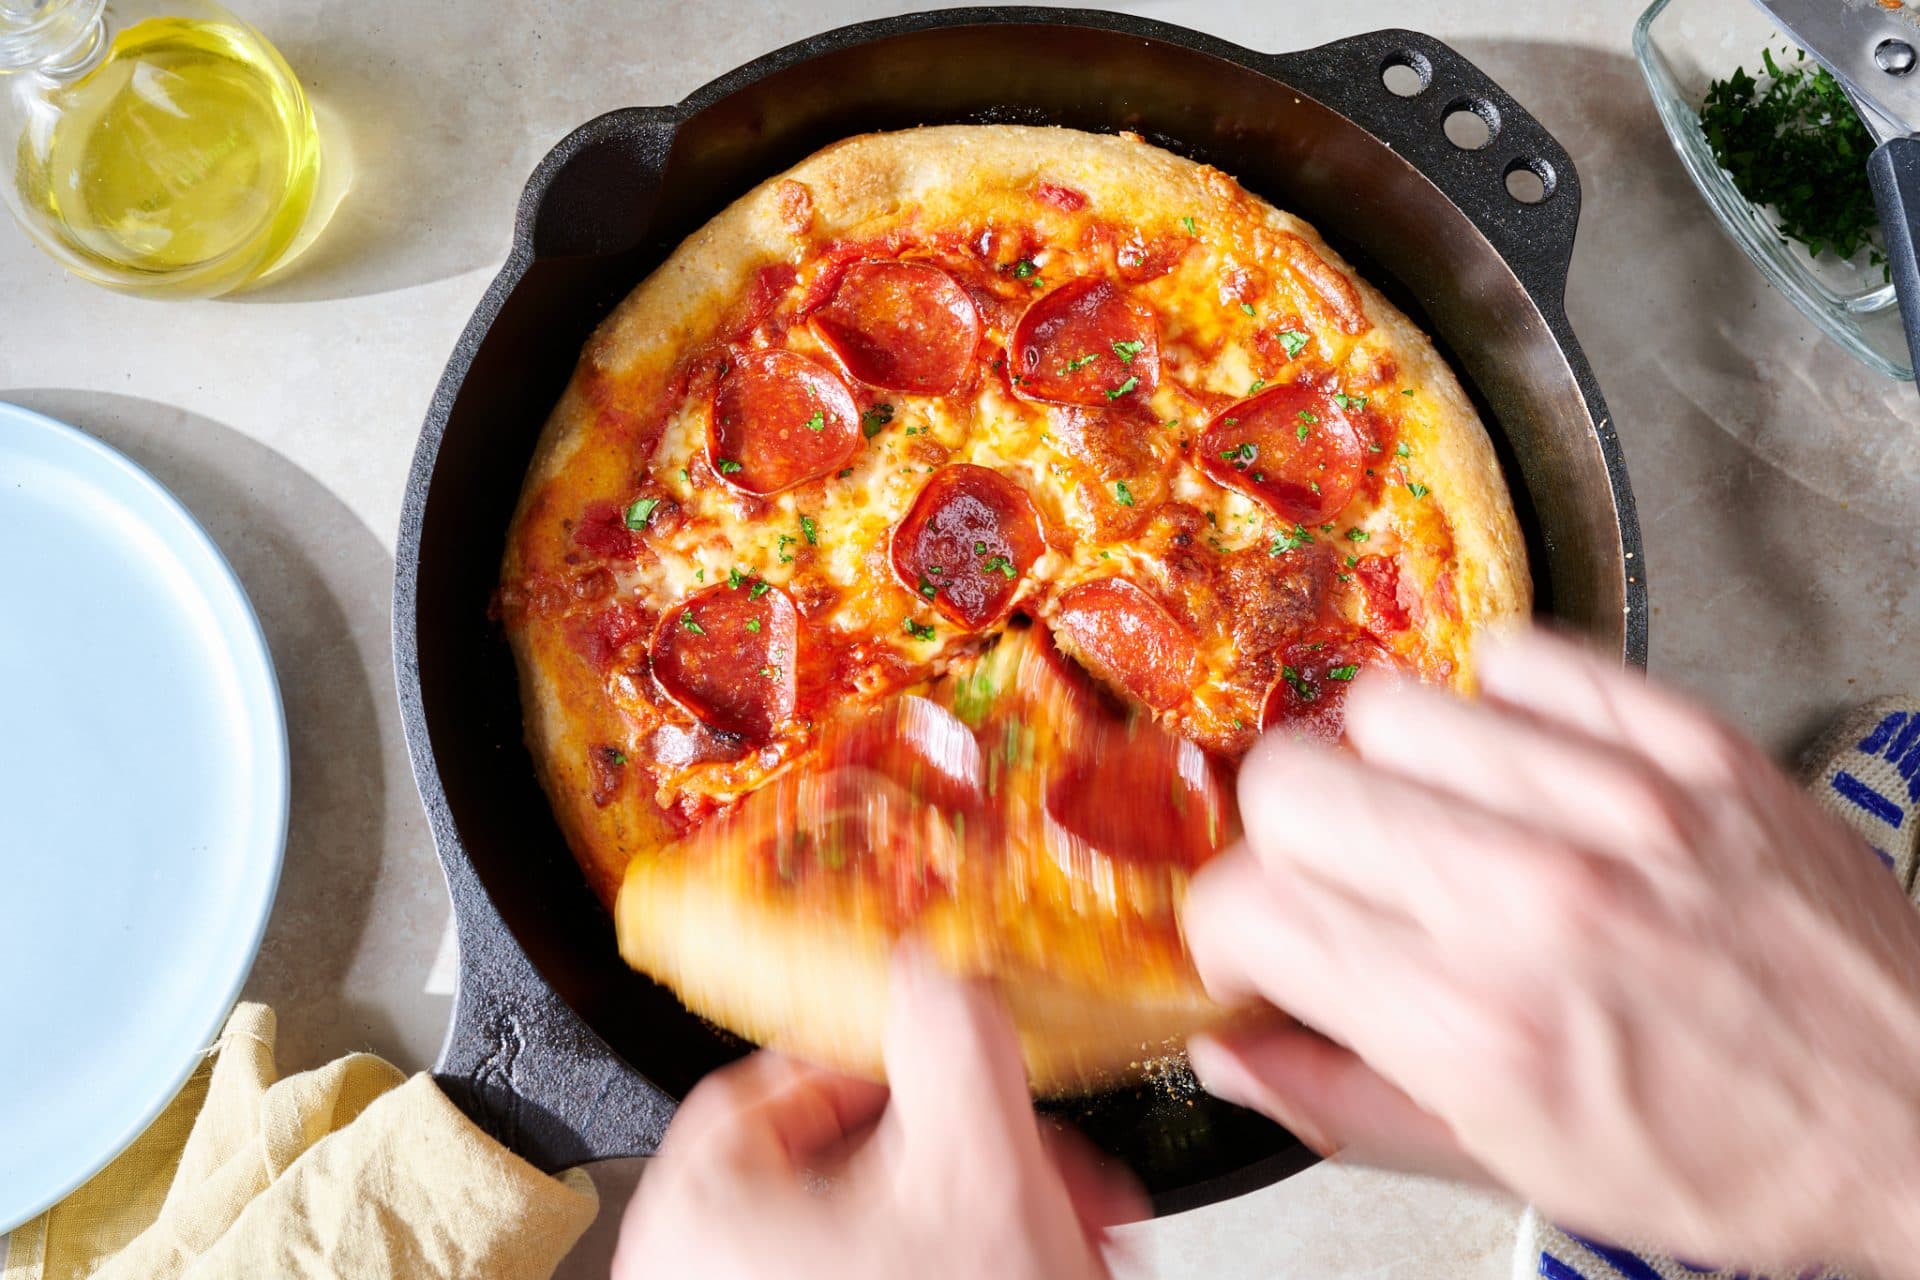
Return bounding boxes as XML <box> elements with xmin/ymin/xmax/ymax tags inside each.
<box><xmin>0</xmin><ymin>403</ymin><xmax>287</xmax><ymax>1232</ymax></box>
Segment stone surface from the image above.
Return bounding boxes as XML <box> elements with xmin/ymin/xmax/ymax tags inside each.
<box><xmin>3</xmin><ymin>0</ymin><xmax>1915</xmax><ymax>1275</ymax></box>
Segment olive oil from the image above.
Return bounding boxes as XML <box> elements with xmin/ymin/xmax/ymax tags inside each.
<box><xmin>10</xmin><ymin>14</ymin><xmax>320</xmax><ymax>296</ymax></box>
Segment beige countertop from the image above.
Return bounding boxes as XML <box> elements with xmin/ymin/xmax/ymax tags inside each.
<box><xmin>3</xmin><ymin>0</ymin><xmax>1915</xmax><ymax>1275</ymax></box>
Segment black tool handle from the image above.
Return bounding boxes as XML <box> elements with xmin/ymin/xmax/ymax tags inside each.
<box><xmin>1868</xmin><ymin>135</ymin><xmax>1920</xmax><ymax>382</ymax></box>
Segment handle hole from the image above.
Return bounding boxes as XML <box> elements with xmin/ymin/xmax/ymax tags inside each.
<box><xmin>1443</xmin><ymin>99</ymin><xmax>1500</xmax><ymax>150</ymax></box>
<box><xmin>1379</xmin><ymin>51</ymin><xmax>1431</xmax><ymax>97</ymax></box>
<box><xmin>1503</xmin><ymin>156</ymin><xmax>1556</xmax><ymax>204</ymax></box>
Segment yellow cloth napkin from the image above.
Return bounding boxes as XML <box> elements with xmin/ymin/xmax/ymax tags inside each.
<box><xmin>3</xmin><ymin>1004</ymin><xmax>598</xmax><ymax>1280</ymax></box>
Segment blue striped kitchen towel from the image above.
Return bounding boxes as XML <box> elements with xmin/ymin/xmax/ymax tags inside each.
<box><xmin>1513</xmin><ymin>698</ymin><xmax>1920</xmax><ymax>1280</ymax></box>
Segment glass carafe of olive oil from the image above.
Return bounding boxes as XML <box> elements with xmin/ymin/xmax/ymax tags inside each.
<box><xmin>0</xmin><ymin>0</ymin><xmax>323</xmax><ymax>297</ymax></box>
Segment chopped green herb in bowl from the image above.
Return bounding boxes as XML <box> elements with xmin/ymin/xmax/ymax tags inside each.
<box><xmin>1699</xmin><ymin>48</ymin><xmax>1885</xmax><ymax>276</ymax></box>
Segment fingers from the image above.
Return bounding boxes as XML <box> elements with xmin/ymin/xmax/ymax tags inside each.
<box><xmin>1039</xmin><ymin>1125</ymin><xmax>1152</xmax><ymax>1232</ymax></box>
<box><xmin>1475</xmin><ymin>628</ymin><xmax>1755</xmax><ymax>789</ymax></box>
<box><xmin>666</xmin><ymin>1051</ymin><xmax>889</xmax><ymax>1171</ymax></box>
<box><xmin>1182</xmin><ymin>846</ymin><xmax>1454</xmax><ymax>1071</ymax></box>
<box><xmin>881</xmin><ymin>944</ymin><xmax>1039</xmax><ymax>1169</ymax></box>
<box><xmin>1340</xmin><ymin>675</ymin><xmax>1701</xmax><ymax>863</ymax></box>
<box><xmin>1188</xmin><ymin>1021</ymin><xmax>1491</xmax><ymax>1185</ymax></box>
<box><xmin>1234</xmin><ymin>730</ymin><xmax>1589</xmax><ymax>937</ymax></box>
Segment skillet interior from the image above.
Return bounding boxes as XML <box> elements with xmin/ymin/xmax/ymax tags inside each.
<box><xmin>400</xmin><ymin>9</ymin><xmax>1640</xmax><ymax>1213</ymax></box>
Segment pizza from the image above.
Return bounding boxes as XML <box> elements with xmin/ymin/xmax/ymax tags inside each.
<box><xmin>497</xmin><ymin>125</ymin><xmax>1529</xmax><ymax>1093</ymax></box>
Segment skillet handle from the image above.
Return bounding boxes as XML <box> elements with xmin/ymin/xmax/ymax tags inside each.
<box><xmin>517</xmin><ymin>108</ymin><xmax>682</xmax><ymax>260</ymax></box>
<box><xmin>1267</xmin><ymin>29</ymin><xmax>1584</xmax><ymax>307</ymax></box>
<box><xmin>1867</xmin><ymin>135</ymin><xmax>1920</xmax><ymax>383</ymax></box>
<box><xmin>433</xmin><ymin>846</ymin><xmax>675</xmax><ymax>1172</ymax></box>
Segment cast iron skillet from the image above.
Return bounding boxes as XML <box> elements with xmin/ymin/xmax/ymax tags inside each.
<box><xmin>395</xmin><ymin>7</ymin><xmax>1648</xmax><ymax>1215</ymax></box>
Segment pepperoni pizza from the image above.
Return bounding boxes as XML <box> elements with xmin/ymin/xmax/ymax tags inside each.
<box><xmin>498</xmin><ymin>126</ymin><xmax>1530</xmax><ymax>1092</ymax></box>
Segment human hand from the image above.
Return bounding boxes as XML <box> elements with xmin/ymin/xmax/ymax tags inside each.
<box><xmin>611</xmin><ymin>949</ymin><xmax>1145</xmax><ymax>1280</ymax></box>
<box><xmin>1182</xmin><ymin>629</ymin><xmax>1920</xmax><ymax>1275</ymax></box>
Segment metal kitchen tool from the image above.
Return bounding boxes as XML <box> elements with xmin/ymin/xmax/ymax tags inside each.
<box><xmin>1753</xmin><ymin>0</ymin><xmax>1920</xmax><ymax>383</ymax></box>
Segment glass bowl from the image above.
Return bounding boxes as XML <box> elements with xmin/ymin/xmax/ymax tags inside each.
<box><xmin>1634</xmin><ymin>0</ymin><xmax>1913</xmax><ymax>380</ymax></box>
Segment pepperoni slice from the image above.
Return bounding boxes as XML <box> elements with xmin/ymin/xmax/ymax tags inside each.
<box><xmin>708</xmin><ymin>348</ymin><xmax>861</xmax><ymax>495</ymax></box>
<box><xmin>1045</xmin><ymin>719</ymin><xmax>1227</xmax><ymax>871</ymax></box>
<box><xmin>809</xmin><ymin>261</ymin><xmax>982</xmax><ymax>396</ymax></box>
<box><xmin>1049</xmin><ymin>578</ymin><xmax>1199</xmax><ymax>712</ymax></box>
<box><xmin>820</xmin><ymin>695</ymin><xmax>986</xmax><ymax>815</ymax></box>
<box><xmin>649</xmin><ymin>581</ymin><xmax>799</xmax><ymax>741</ymax></box>
<box><xmin>1259</xmin><ymin>626</ymin><xmax>1393</xmax><ymax>741</ymax></box>
<box><xmin>1353</xmin><ymin>553</ymin><xmax>1414</xmax><ymax>633</ymax></box>
<box><xmin>891</xmin><ymin>465</ymin><xmax>1044</xmax><ymax>629</ymax></box>
<box><xmin>1008</xmin><ymin>277</ymin><xmax>1159</xmax><ymax>407</ymax></box>
<box><xmin>1197</xmin><ymin>381</ymin><xmax>1364</xmax><ymax>525</ymax></box>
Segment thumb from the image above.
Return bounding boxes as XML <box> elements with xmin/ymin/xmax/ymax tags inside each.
<box><xmin>881</xmin><ymin>944</ymin><xmax>1040</xmax><ymax>1170</ymax></box>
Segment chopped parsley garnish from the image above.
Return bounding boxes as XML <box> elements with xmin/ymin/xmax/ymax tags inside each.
<box><xmin>776</xmin><ymin>532</ymin><xmax>796</xmax><ymax>564</ymax></box>
<box><xmin>1345</xmin><ymin>554</ymin><xmax>1358</xmax><ymax>567</ymax></box>
<box><xmin>861</xmin><ymin>403</ymin><xmax>895</xmax><ymax>437</ymax></box>
<box><xmin>1281</xmin><ymin>664</ymin><xmax>1316</xmax><ymax>702</ymax></box>
<box><xmin>749</xmin><ymin>581</ymin><xmax>770</xmax><ymax>600</ymax></box>
<box><xmin>745</xmin><ymin>618</ymin><xmax>761</xmax><ymax>633</ymax></box>
<box><xmin>1296</xmin><ymin>421</ymin><xmax>1310</xmax><ymax>442</ymax></box>
<box><xmin>1402</xmin><ymin>388</ymin><xmax>1416</xmax><ymax>396</ymax></box>
<box><xmin>919</xmin><ymin>575</ymin><xmax>938</xmax><ymax>599</ymax></box>
<box><xmin>679</xmin><ymin>611</ymin><xmax>705</xmax><ymax>635</ymax></box>
<box><xmin>1408</xmin><ymin>481</ymin><xmax>1430</xmax><ymax>499</ymax></box>
<box><xmin>903</xmin><ymin>619</ymin><xmax>937</xmax><ymax>642</ymax></box>
<box><xmin>837</xmin><ymin>467</ymin><xmax>854</xmax><ymax>478</ymax></box>
<box><xmin>804</xmin><ymin>410</ymin><xmax>825</xmax><ymax>433</ymax></box>
<box><xmin>678</xmin><ymin>467</ymin><xmax>690</xmax><ymax>482</ymax></box>
<box><xmin>1269</xmin><ymin>524</ymin><xmax>1314</xmax><ymax>555</ymax></box>
<box><xmin>1345</xmin><ymin>527</ymin><xmax>1370</xmax><ymax>543</ymax></box>
<box><xmin>761</xmin><ymin>665</ymin><xmax>779</xmax><ymax>679</ymax></box>
<box><xmin>1164</xmin><ymin>417</ymin><xmax>1179</xmax><ymax>429</ymax></box>
<box><xmin>981</xmin><ymin>555</ymin><xmax>1017</xmax><ymax>579</ymax></box>
<box><xmin>1062</xmin><ymin>352</ymin><xmax>1100</xmax><ymax>373</ymax></box>
<box><xmin>1238</xmin><ymin>302</ymin><xmax>1257</xmax><ymax>317</ymax></box>
<box><xmin>1013</xmin><ymin>258</ymin><xmax>1039</xmax><ymax>281</ymax></box>
<box><xmin>1701</xmin><ymin>49</ymin><xmax>1886</xmax><ymax>271</ymax></box>
<box><xmin>1112</xmin><ymin>339</ymin><xmax>1146</xmax><ymax>364</ymax></box>
<box><xmin>623</xmin><ymin>497</ymin><xmax>659</xmax><ymax>529</ymax></box>
<box><xmin>1219</xmin><ymin>442</ymin><xmax>1258</xmax><ymax>469</ymax></box>
<box><xmin>1327</xmin><ymin>664</ymin><xmax>1360</xmax><ymax>682</ymax></box>
<box><xmin>695</xmin><ymin>568</ymin><xmax>705</xmax><ymax>582</ymax></box>
<box><xmin>727</xmin><ymin>566</ymin><xmax>747</xmax><ymax>589</ymax></box>
<box><xmin>1332</xmin><ymin>392</ymin><xmax>1368</xmax><ymax>410</ymax></box>
<box><xmin>973</xmin><ymin>540</ymin><xmax>988</xmax><ymax>555</ymax></box>
<box><xmin>716</xmin><ymin>458</ymin><xmax>744</xmax><ymax>474</ymax></box>
<box><xmin>800</xmin><ymin>515</ymin><xmax>818</xmax><ymax>545</ymax></box>
<box><xmin>1298</xmin><ymin>410</ymin><xmax>1318</xmax><ymax>424</ymax></box>
<box><xmin>606</xmin><ymin>748</ymin><xmax>628</xmax><ymax>765</ymax></box>
<box><xmin>1180</xmin><ymin>215</ymin><xmax>1197</xmax><ymax>234</ymax></box>
<box><xmin>1396</xmin><ymin>442</ymin><xmax>1412</xmax><ymax>458</ymax></box>
<box><xmin>1105</xmin><ymin>375</ymin><xmax>1139</xmax><ymax>400</ymax></box>
<box><xmin>1115</xmin><ymin>480</ymin><xmax>1135</xmax><ymax>507</ymax></box>
<box><xmin>1279</xmin><ymin>330</ymin><xmax>1309</xmax><ymax>358</ymax></box>
<box><xmin>1248</xmin><ymin>378</ymin><xmax>1266</xmax><ymax>396</ymax></box>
